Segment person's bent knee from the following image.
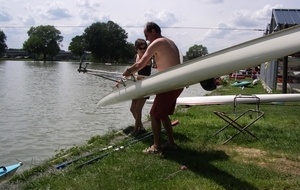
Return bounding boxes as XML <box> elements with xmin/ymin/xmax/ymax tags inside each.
<box><xmin>130</xmin><ymin>107</ymin><xmax>135</xmax><ymax>114</ymax></box>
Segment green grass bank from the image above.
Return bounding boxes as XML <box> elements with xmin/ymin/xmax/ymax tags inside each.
<box><xmin>2</xmin><ymin>78</ymin><xmax>300</xmax><ymax>190</ymax></box>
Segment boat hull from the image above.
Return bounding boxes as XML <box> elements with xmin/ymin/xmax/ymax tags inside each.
<box><xmin>0</xmin><ymin>162</ymin><xmax>22</xmax><ymax>182</ymax></box>
<box><xmin>231</xmin><ymin>81</ymin><xmax>252</xmax><ymax>87</ymax></box>
<box><xmin>98</xmin><ymin>25</ymin><xmax>300</xmax><ymax>106</ymax></box>
<box><xmin>146</xmin><ymin>94</ymin><xmax>300</xmax><ymax>106</ymax></box>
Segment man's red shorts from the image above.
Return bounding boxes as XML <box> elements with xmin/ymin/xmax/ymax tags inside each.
<box><xmin>150</xmin><ymin>88</ymin><xmax>183</xmax><ymax>119</ymax></box>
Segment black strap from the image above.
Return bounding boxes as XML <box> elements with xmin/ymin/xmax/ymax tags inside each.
<box><xmin>200</xmin><ymin>78</ymin><xmax>216</xmax><ymax>91</ymax></box>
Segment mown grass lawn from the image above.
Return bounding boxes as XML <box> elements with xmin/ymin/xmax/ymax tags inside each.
<box><xmin>3</xmin><ymin>79</ymin><xmax>300</xmax><ymax>190</ymax></box>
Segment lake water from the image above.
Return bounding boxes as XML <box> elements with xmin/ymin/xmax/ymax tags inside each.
<box><xmin>0</xmin><ymin>60</ymin><xmax>208</xmax><ymax>172</ymax></box>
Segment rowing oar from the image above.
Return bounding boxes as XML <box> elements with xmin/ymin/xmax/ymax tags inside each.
<box><xmin>76</xmin><ymin>132</ymin><xmax>154</xmax><ymax>169</ymax></box>
<box><xmin>56</xmin><ymin>146</ymin><xmax>113</xmax><ymax>169</ymax></box>
<box><xmin>77</xmin><ymin>62</ymin><xmax>136</xmax><ymax>85</ymax></box>
<box><xmin>76</xmin><ymin>120</ymin><xmax>179</xmax><ymax>169</ymax></box>
<box><xmin>56</xmin><ymin>129</ymin><xmax>155</xmax><ymax>169</ymax></box>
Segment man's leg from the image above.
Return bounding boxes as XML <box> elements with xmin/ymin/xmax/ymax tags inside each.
<box><xmin>149</xmin><ymin>88</ymin><xmax>183</xmax><ymax>149</ymax></box>
<box><xmin>161</xmin><ymin>89</ymin><xmax>183</xmax><ymax>146</ymax></box>
<box><xmin>151</xmin><ymin>116</ymin><xmax>162</xmax><ymax>148</ymax></box>
<box><xmin>161</xmin><ymin>116</ymin><xmax>175</xmax><ymax>145</ymax></box>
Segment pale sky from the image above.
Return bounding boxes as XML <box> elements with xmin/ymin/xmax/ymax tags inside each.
<box><xmin>0</xmin><ymin>0</ymin><xmax>299</xmax><ymax>55</ymax></box>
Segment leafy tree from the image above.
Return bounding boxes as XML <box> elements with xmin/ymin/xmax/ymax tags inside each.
<box><xmin>23</xmin><ymin>25</ymin><xmax>63</xmax><ymax>60</ymax></box>
<box><xmin>122</xmin><ymin>42</ymin><xmax>136</xmax><ymax>62</ymax></box>
<box><xmin>68</xmin><ymin>35</ymin><xmax>86</xmax><ymax>61</ymax></box>
<box><xmin>23</xmin><ymin>35</ymin><xmax>44</xmax><ymax>58</ymax></box>
<box><xmin>83</xmin><ymin>21</ymin><xmax>128</xmax><ymax>62</ymax></box>
<box><xmin>0</xmin><ymin>30</ymin><xmax>7</xmax><ymax>56</ymax></box>
<box><xmin>186</xmin><ymin>44</ymin><xmax>208</xmax><ymax>60</ymax></box>
<box><xmin>47</xmin><ymin>39</ymin><xmax>60</xmax><ymax>58</ymax></box>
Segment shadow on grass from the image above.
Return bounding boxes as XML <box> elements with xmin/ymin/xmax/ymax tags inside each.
<box><xmin>141</xmin><ymin>131</ymin><xmax>259</xmax><ymax>190</ymax></box>
<box><xmin>163</xmin><ymin>146</ymin><xmax>258</xmax><ymax>190</ymax></box>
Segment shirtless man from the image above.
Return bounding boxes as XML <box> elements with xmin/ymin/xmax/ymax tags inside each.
<box><xmin>123</xmin><ymin>22</ymin><xmax>183</xmax><ymax>153</ymax></box>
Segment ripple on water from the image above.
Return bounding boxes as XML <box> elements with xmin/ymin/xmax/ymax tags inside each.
<box><xmin>0</xmin><ymin>61</ymin><xmax>207</xmax><ymax>172</ymax></box>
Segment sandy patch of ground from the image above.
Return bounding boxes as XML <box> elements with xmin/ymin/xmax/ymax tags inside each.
<box><xmin>219</xmin><ymin>146</ymin><xmax>300</xmax><ymax>176</ymax></box>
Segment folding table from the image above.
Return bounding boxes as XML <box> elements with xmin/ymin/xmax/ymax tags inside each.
<box><xmin>211</xmin><ymin>94</ymin><xmax>264</xmax><ymax>144</ymax></box>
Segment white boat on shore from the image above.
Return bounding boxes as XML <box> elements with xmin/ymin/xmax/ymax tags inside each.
<box><xmin>146</xmin><ymin>94</ymin><xmax>300</xmax><ymax>106</ymax></box>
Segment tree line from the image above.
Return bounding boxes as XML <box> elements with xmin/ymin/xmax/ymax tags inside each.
<box><xmin>0</xmin><ymin>21</ymin><xmax>208</xmax><ymax>62</ymax></box>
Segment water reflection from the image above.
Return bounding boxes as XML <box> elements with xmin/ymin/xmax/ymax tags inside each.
<box><xmin>0</xmin><ymin>60</ymin><xmax>206</xmax><ymax>172</ymax></box>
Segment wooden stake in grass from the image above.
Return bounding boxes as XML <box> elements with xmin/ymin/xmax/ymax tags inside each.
<box><xmin>165</xmin><ymin>165</ymin><xmax>187</xmax><ymax>180</ymax></box>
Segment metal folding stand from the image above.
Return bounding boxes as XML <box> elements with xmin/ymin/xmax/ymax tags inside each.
<box><xmin>212</xmin><ymin>94</ymin><xmax>264</xmax><ymax>144</ymax></box>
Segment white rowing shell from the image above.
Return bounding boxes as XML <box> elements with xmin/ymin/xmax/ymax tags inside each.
<box><xmin>97</xmin><ymin>25</ymin><xmax>300</xmax><ymax>106</ymax></box>
<box><xmin>146</xmin><ymin>94</ymin><xmax>300</xmax><ymax>105</ymax></box>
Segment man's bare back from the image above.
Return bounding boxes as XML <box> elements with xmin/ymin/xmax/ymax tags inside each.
<box><xmin>147</xmin><ymin>37</ymin><xmax>180</xmax><ymax>72</ymax></box>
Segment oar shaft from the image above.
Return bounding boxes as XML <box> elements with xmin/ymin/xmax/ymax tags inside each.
<box><xmin>76</xmin><ymin>132</ymin><xmax>154</xmax><ymax>168</ymax></box>
<box><xmin>56</xmin><ymin>146</ymin><xmax>113</xmax><ymax>169</ymax></box>
<box><xmin>56</xmin><ymin>130</ymin><xmax>154</xmax><ymax>169</ymax></box>
<box><xmin>76</xmin><ymin>120</ymin><xmax>179</xmax><ymax>168</ymax></box>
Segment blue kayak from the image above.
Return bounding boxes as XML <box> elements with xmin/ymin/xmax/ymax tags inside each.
<box><xmin>231</xmin><ymin>81</ymin><xmax>252</xmax><ymax>87</ymax></box>
<box><xmin>0</xmin><ymin>162</ymin><xmax>22</xmax><ymax>181</ymax></box>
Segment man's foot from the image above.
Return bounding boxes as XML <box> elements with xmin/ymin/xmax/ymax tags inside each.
<box><xmin>142</xmin><ymin>145</ymin><xmax>162</xmax><ymax>154</ymax></box>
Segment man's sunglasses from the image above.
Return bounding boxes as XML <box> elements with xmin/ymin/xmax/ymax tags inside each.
<box><xmin>138</xmin><ymin>47</ymin><xmax>147</xmax><ymax>50</ymax></box>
